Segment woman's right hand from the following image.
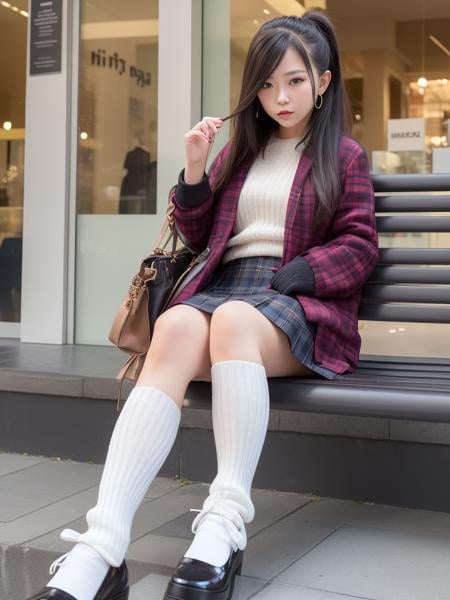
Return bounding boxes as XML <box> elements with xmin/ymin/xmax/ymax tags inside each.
<box><xmin>184</xmin><ymin>117</ymin><xmax>224</xmax><ymax>182</ymax></box>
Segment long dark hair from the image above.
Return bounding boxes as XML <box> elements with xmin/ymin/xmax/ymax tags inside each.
<box><xmin>215</xmin><ymin>11</ymin><xmax>352</xmax><ymax>228</ymax></box>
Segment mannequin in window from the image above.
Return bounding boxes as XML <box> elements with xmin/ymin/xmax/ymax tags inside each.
<box><xmin>118</xmin><ymin>132</ymin><xmax>151</xmax><ymax>214</ymax></box>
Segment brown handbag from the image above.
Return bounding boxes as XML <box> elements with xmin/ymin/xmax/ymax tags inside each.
<box><xmin>109</xmin><ymin>201</ymin><xmax>199</xmax><ymax>408</ymax></box>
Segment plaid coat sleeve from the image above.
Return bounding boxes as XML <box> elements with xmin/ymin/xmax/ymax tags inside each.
<box><xmin>170</xmin><ymin>142</ymin><xmax>231</xmax><ymax>252</ymax></box>
<box><xmin>302</xmin><ymin>147</ymin><xmax>379</xmax><ymax>298</ymax></box>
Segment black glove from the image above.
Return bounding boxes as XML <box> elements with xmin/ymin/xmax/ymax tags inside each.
<box><xmin>270</xmin><ymin>256</ymin><xmax>315</xmax><ymax>296</ymax></box>
<box><xmin>175</xmin><ymin>169</ymin><xmax>210</xmax><ymax>208</ymax></box>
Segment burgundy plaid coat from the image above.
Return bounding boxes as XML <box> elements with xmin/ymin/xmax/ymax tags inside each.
<box><xmin>168</xmin><ymin>135</ymin><xmax>379</xmax><ymax>374</ymax></box>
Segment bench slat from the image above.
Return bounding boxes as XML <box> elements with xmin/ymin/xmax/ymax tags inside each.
<box><xmin>373</xmin><ymin>173</ymin><xmax>450</xmax><ymax>193</ymax></box>
<box><xmin>368</xmin><ymin>266</ymin><xmax>450</xmax><ymax>284</ymax></box>
<box><xmin>378</xmin><ymin>248</ymin><xmax>450</xmax><ymax>265</ymax></box>
<box><xmin>358</xmin><ymin>303</ymin><xmax>450</xmax><ymax>322</ymax></box>
<box><xmin>377</xmin><ymin>215</ymin><xmax>450</xmax><ymax>232</ymax></box>
<box><xmin>359</xmin><ymin>354</ymin><xmax>450</xmax><ymax>368</ymax></box>
<box><xmin>265</xmin><ymin>380</ymin><xmax>450</xmax><ymax>422</ymax></box>
<box><xmin>376</xmin><ymin>196</ymin><xmax>450</xmax><ymax>212</ymax></box>
<box><xmin>361</xmin><ymin>284</ymin><xmax>450</xmax><ymax>304</ymax></box>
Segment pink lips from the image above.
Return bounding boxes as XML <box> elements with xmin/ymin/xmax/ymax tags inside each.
<box><xmin>278</xmin><ymin>111</ymin><xmax>293</xmax><ymax>117</ymax></box>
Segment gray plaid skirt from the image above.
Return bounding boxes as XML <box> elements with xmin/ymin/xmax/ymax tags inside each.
<box><xmin>181</xmin><ymin>256</ymin><xmax>337</xmax><ymax>380</ymax></box>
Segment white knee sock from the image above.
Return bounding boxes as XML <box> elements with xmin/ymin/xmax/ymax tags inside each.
<box><xmin>185</xmin><ymin>360</ymin><xmax>269</xmax><ymax>566</ymax></box>
<box><xmin>47</xmin><ymin>385</ymin><xmax>180</xmax><ymax>599</ymax></box>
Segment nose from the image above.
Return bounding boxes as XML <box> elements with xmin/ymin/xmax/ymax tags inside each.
<box><xmin>277</xmin><ymin>87</ymin><xmax>289</xmax><ymax>104</ymax></box>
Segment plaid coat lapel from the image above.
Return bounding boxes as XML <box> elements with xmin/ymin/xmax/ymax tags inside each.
<box><xmin>282</xmin><ymin>152</ymin><xmax>313</xmax><ymax>263</ymax></box>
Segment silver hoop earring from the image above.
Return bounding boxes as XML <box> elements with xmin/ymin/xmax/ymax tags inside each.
<box><xmin>256</xmin><ymin>107</ymin><xmax>259</xmax><ymax>119</ymax></box>
<box><xmin>315</xmin><ymin>95</ymin><xmax>323</xmax><ymax>110</ymax></box>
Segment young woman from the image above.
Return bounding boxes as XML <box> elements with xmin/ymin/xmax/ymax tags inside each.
<box><xmin>28</xmin><ymin>11</ymin><xmax>378</xmax><ymax>600</ymax></box>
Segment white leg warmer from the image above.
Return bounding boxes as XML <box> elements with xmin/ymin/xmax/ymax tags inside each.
<box><xmin>47</xmin><ymin>385</ymin><xmax>180</xmax><ymax>598</ymax></box>
<box><xmin>185</xmin><ymin>360</ymin><xmax>269</xmax><ymax>566</ymax></box>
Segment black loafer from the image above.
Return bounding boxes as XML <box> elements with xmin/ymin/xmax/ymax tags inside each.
<box><xmin>164</xmin><ymin>550</ymin><xmax>243</xmax><ymax>600</ymax></box>
<box><xmin>26</xmin><ymin>561</ymin><xmax>129</xmax><ymax>600</ymax></box>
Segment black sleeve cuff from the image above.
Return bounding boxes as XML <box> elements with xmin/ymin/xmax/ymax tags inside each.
<box><xmin>290</xmin><ymin>258</ymin><xmax>315</xmax><ymax>294</ymax></box>
<box><xmin>270</xmin><ymin>256</ymin><xmax>315</xmax><ymax>296</ymax></box>
<box><xmin>175</xmin><ymin>169</ymin><xmax>211</xmax><ymax>208</ymax></box>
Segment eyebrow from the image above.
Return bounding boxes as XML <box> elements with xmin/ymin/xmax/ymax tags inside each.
<box><xmin>267</xmin><ymin>69</ymin><xmax>306</xmax><ymax>78</ymax></box>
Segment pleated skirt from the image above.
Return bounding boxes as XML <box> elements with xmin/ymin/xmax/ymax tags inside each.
<box><xmin>181</xmin><ymin>256</ymin><xmax>337</xmax><ymax>380</ymax></box>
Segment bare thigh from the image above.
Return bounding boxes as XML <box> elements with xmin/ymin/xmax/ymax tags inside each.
<box><xmin>210</xmin><ymin>300</ymin><xmax>314</xmax><ymax>378</ymax></box>
<box><xmin>136</xmin><ymin>304</ymin><xmax>212</xmax><ymax>406</ymax></box>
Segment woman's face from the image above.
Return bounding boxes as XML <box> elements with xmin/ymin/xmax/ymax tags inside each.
<box><xmin>256</xmin><ymin>46</ymin><xmax>331</xmax><ymax>139</ymax></box>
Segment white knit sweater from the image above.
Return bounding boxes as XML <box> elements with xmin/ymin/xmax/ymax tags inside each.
<box><xmin>223</xmin><ymin>135</ymin><xmax>304</xmax><ymax>264</ymax></box>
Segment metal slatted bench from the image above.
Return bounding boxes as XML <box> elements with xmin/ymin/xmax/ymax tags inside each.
<box><xmin>1</xmin><ymin>174</ymin><xmax>450</xmax><ymax>510</ymax></box>
<box><xmin>185</xmin><ymin>173</ymin><xmax>450</xmax><ymax>423</ymax></box>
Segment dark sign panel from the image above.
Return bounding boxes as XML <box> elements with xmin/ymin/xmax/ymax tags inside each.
<box><xmin>30</xmin><ymin>0</ymin><xmax>62</xmax><ymax>75</ymax></box>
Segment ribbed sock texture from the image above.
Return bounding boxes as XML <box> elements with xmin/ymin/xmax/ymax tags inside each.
<box><xmin>185</xmin><ymin>360</ymin><xmax>269</xmax><ymax>566</ymax></box>
<box><xmin>48</xmin><ymin>385</ymin><xmax>180</xmax><ymax>598</ymax></box>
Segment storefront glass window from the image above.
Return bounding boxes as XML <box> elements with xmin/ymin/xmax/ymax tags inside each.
<box><xmin>0</xmin><ymin>1</ymin><xmax>26</xmax><ymax>328</ymax></box>
<box><xmin>75</xmin><ymin>0</ymin><xmax>158</xmax><ymax>343</ymax></box>
<box><xmin>203</xmin><ymin>0</ymin><xmax>450</xmax><ymax>360</ymax></box>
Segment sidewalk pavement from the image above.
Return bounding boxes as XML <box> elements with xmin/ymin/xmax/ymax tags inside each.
<box><xmin>1</xmin><ymin>452</ymin><xmax>450</xmax><ymax>600</ymax></box>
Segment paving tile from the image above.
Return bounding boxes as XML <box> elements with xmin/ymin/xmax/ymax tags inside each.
<box><xmin>0</xmin><ymin>544</ymin><xmax>61</xmax><ymax>600</ymax></box>
<box><xmin>0</xmin><ymin>460</ymin><xmax>102</xmax><ymax>521</ymax></box>
<box><xmin>275</xmin><ymin>525</ymin><xmax>450</xmax><ymax>600</ymax></box>
<box><xmin>144</xmin><ymin>476</ymin><xmax>182</xmax><ymax>500</ymax></box>
<box><xmin>0</xmin><ymin>452</ymin><xmax>49</xmax><ymax>477</ymax></box>
<box><xmin>1</xmin><ymin>465</ymin><xmax>175</xmax><ymax>543</ymax></box>
<box><xmin>297</xmin><ymin>496</ymin><xmax>450</xmax><ymax>538</ymax></box>
<box><xmin>148</xmin><ymin>511</ymin><xmax>194</xmax><ymax>541</ymax></box>
<box><xmin>248</xmin><ymin>488</ymin><xmax>312</xmax><ymax>538</ymax></box>
<box><xmin>119</xmin><ymin>484</ymin><xmax>309</xmax><ymax>567</ymax></box>
<box><xmin>129</xmin><ymin>572</ymin><xmax>171</xmax><ymax>599</ymax></box>
<box><xmin>0</xmin><ymin>545</ymin><xmax>162</xmax><ymax>600</ymax></box>
<box><xmin>232</xmin><ymin>575</ymin><xmax>268</xmax><ymax>599</ymax></box>
<box><xmin>131</xmin><ymin>483</ymin><xmax>209</xmax><ymax>541</ymax></box>
<box><xmin>128</xmin><ymin>571</ymin><xmax>265</xmax><ymax>600</ymax></box>
<box><xmin>127</xmin><ymin>533</ymin><xmax>190</xmax><ymax>567</ymax></box>
<box><xmin>244</xmin><ymin>505</ymin><xmax>340</xmax><ymax>580</ymax></box>
<box><xmin>252</xmin><ymin>582</ymin><xmax>372</xmax><ymax>599</ymax></box>
<box><xmin>26</xmin><ymin>483</ymin><xmax>209</xmax><ymax>554</ymax></box>
<box><xmin>0</xmin><ymin>486</ymin><xmax>99</xmax><ymax>545</ymax></box>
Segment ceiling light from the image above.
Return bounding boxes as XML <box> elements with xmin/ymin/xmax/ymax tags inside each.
<box><xmin>417</xmin><ymin>76</ymin><xmax>428</xmax><ymax>88</ymax></box>
<box><xmin>3</xmin><ymin>121</ymin><xmax>12</xmax><ymax>131</ymax></box>
<box><xmin>429</xmin><ymin>35</ymin><xmax>450</xmax><ymax>57</ymax></box>
<box><xmin>80</xmin><ymin>132</ymin><xmax>88</xmax><ymax>140</ymax></box>
<box><xmin>0</xmin><ymin>1</ymin><xmax>28</xmax><ymax>17</ymax></box>
<box><xmin>263</xmin><ymin>9</ymin><xmax>270</xmax><ymax>15</ymax></box>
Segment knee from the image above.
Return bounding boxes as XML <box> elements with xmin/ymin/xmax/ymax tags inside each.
<box><xmin>210</xmin><ymin>302</ymin><xmax>251</xmax><ymax>347</ymax></box>
<box><xmin>153</xmin><ymin>307</ymin><xmax>206</xmax><ymax>346</ymax></box>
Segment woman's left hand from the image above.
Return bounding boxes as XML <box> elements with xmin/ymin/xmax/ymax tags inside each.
<box><xmin>270</xmin><ymin>257</ymin><xmax>315</xmax><ymax>296</ymax></box>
